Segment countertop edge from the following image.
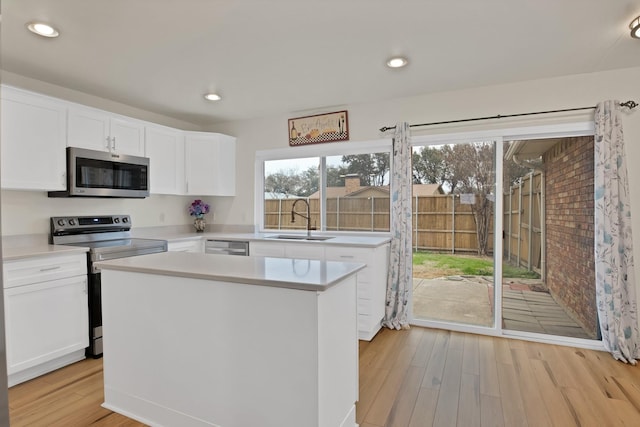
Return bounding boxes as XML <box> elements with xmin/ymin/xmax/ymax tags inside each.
<box><xmin>134</xmin><ymin>231</ymin><xmax>392</xmax><ymax>248</ymax></box>
<box><xmin>2</xmin><ymin>244</ymin><xmax>89</xmax><ymax>261</ymax></box>
<box><xmin>96</xmin><ymin>253</ymin><xmax>366</xmax><ymax>292</ymax></box>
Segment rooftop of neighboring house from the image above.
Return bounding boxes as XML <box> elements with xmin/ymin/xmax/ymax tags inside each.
<box><xmin>308</xmin><ymin>175</ymin><xmax>444</xmax><ymax>198</ymax></box>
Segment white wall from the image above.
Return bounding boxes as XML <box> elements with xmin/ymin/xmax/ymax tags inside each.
<box><xmin>1</xmin><ymin>190</ymin><xmax>215</xmax><ymax>236</ymax></box>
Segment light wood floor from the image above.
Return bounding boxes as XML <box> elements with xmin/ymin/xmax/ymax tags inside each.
<box><xmin>8</xmin><ymin>327</ymin><xmax>640</xmax><ymax>426</ymax></box>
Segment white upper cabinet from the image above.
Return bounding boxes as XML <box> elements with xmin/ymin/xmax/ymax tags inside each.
<box><xmin>1</xmin><ymin>86</ymin><xmax>67</xmax><ymax>191</ymax></box>
<box><xmin>145</xmin><ymin>124</ymin><xmax>185</xmax><ymax>195</ymax></box>
<box><xmin>67</xmin><ymin>106</ymin><xmax>145</xmax><ymax>156</ymax></box>
<box><xmin>184</xmin><ymin>132</ymin><xmax>236</xmax><ymax>196</ymax></box>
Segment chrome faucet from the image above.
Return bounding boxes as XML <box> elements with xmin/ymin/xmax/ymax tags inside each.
<box><xmin>291</xmin><ymin>198</ymin><xmax>313</xmax><ymax>238</ymax></box>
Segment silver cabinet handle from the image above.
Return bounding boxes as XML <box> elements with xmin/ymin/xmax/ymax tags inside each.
<box><xmin>40</xmin><ymin>266</ymin><xmax>61</xmax><ymax>272</ymax></box>
<box><xmin>339</xmin><ymin>255</ymin><xmax>355</xmax><ymax>259</ymax></box>
<box><xmin>105</xmin><ymin>136</ymin><xmax>111</xmax><ymax>150</ymax></box>
<box><xmin>112</xmin><ymin>136</ymin><xmax>116</xmax><ymax>150</ymax></box>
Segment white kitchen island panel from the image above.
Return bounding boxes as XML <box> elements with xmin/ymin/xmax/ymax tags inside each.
<box><xmin>99</xmin><ymin>255</ymin><xmax>359</xmax><ymax>427</ymax></box>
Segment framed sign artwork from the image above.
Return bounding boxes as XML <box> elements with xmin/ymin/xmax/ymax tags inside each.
<box><xmin>288</xmin><ymin>110</ymin><xmax>349</xmax><ymax>146</ymax></box>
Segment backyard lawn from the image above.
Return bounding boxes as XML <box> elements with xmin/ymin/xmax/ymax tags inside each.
<box><xmin>412</xmin><ymin>251</ymin><xmax>540</xmax><ymax>280</ymax></box>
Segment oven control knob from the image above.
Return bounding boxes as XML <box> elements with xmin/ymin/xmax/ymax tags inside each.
<box><xmin>122</xmin><ymin>217</ymin><xmax>129</xmax><ymax>223</ymax></box>
<box><xmin>57</xmin><ymin>219</ymin><xmax>66</xmax><ymax>226</ymax></box>
<box><xmin>114</xmin><ymin>218</ymin><xmax>120</xmax><ymax>223</ymax></box>
<box><xmin>68</xmin><ymin>219</ymin><xmax>76</xmax><ymax>226</ymax></box>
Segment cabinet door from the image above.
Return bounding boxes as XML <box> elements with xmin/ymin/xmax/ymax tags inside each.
<box><xmin>167</xmin><ymin>239</ymin><xmax>203</xmax><ymax>253</ymax></box>
<box><xmin>67</xmin><ymin>106</ymin><xmax>111</xmax><ymax>152</ymax></box>
<box><xmin>4</xmin><ymin>276</ymin><xmax>89</xmax><ymax>375</ymax></box>
<box><xmin>212</xmin><ymin>133</ymin><xmax>236</xmax><ymax>196</ymax></box>
<box><xmin>68</xmin><ymin>107</ymin><xmax>145</xmax><ymax>156</ymax></box>
<box><xmin>145</xmin><ymin>125</ymin><xmax>185</xmax><ymax>194</ymax></box>
<box><xmin>284</xmin><ymin>244</ymin><xmax>325</xmax><ymax>260</ymax></box>
<box><xmin>1</xmin><ymin>86</ymin><xmax>67</xmax><ymax>190</ymax></box>
<box><xmin>250</xmin><ymin>241</ymin><xmax>286</xmax><ymax>257</ymax></box>
<box><xmin>110</xmin><ymin>117</ymin><xmax>145</xmax><ymax>156</ymax></box>
<box><xmin>184</xmin><ymin>132</ymin><xmax>236</xmax><ymax>196</ymax></box>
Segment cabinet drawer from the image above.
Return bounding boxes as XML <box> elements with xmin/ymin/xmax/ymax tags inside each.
<box><xmin>357</xmin><ymin>281</ymin><xmax>372</xmax><ymax>300</ymax></box>
<box><xmin>326</xmin><ymin>247</ymin><xmax>374</xmax><ymax>282</ymax></box>
<box><xmin>250</xmin><ymin>242</ymin><xmax>285</xmax><ymax>257</ymax></box>
<box><xmin>3</xmin><ymin>253</ymin><xmax>87</xmax><ymax>288</ymax></box>
<box><xmin>325</xmin><ymin>246</ymin><xmax>373</xmax><ymax>264</ymax></box>
<box><xmin>357</xmin><ymin>299</ymin><xmax>373</xmax><ymax>316</ymax></box>
<box><xmin>358</xmin><ymin>313</ymin><xmax>373</xmax><ymax>331</ymax></box>
<box><xmin>284</xmin><ymin>244</ymin><xmax>324</xmax><ymax>260</ymax></box>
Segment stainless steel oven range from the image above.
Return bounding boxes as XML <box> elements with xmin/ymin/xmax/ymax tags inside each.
<box><xmin>50</xmin><ymin>215</ymin><xmax>167</xmax><ymax>358</ymax></box>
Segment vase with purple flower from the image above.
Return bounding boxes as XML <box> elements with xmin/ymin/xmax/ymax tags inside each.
<box><xmin>189</xmin><ymin>199</ymin><xmax>210</xmax><ymax>232</ymax></box>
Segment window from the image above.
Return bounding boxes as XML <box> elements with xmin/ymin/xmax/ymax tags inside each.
<box><xmin>256</xmin><ymin>140</ymin><xmax>392</xmax><ymax>233</ymax></box>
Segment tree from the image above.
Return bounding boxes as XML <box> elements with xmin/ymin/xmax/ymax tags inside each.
<box><xmin>264</xmin><ymin>166</ymin><xmax>319</xmax><ymax>197</ymax></box>
<box><xmin>264</xmin><ymin>170</ymin><xmax>300</xmax><ymax>197</ymax></box>
<box><xmin>326</xmin><ymin>165</ymin><xmax>348</xmax><ymax>187</ymax></box>
<box><xmin>412</xmin><ymin>146</ymin><xmax>447</xmax><ymax>185</ymax></box>
<box><xmin>445</xmin><ymin>143</ymin><xmax>495</xmax><ymax>256</ymax></box>
<box><xmin>298</xmin><ymin>166</ymin><xmax>319</xmax><ymax>197</ymax></box>
<box><xmin>412</xmin><ymin>143</ymin><xmax>496</xmax><ymax>255</ymax></box>
<box><xmin>341</xmin><ymin>153</ymin><xmax>389</xmax><ymax>186</ymax></box>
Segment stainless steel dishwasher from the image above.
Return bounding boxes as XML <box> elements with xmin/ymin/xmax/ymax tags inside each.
<box><xmin>205</xmin><ymin>239</ymin><xmax>250</xmax><ymax>256</ymax></box>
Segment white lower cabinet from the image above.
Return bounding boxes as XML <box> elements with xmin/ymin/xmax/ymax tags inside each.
<box><xmin>250</xmin><ymin>240</ymin><xmax>389</xmax><ymax>340</ymax></box>
<box><xmin>3</xmin><ymin>253</ymin><xmax>89</xmax><ymax>387</ymax></box>
<box><xmin>325</xmin><ymin>245</ymin><xmax>389</xmax><ymax>341</ymax></box>
<box><xmin>250</xmin><ymin>241</ymin><xmax>286</xmax><ymax>257</ymax></box>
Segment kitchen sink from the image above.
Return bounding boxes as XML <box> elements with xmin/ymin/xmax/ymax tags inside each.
<box><xmin>267</xmin><ymin>235</ymin><xmax>334</xmax><ymax>241</ymax></box>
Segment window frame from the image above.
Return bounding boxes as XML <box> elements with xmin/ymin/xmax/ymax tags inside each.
<box><xmin>255</xmin><ymin>138</ymin><xmax>393</xmax><ymax>234</ymax></box>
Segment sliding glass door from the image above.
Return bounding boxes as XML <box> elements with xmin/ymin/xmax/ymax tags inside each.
<box><xmin>410</xmin><ymin>139</ymin><xmax>500</xmax><ymax>329</ymax></box>
<box><xmin>408</xmin><ymin>123</ymin><xmax>599</xmax><ymax>345</ymax></box>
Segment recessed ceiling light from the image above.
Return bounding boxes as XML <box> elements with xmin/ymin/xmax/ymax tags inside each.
<box><xmin>26</xmin><ymin>22</ymin><xmax>59</xmax><ymax>38</ymax></box>
<box><xmin>386</xmin><ymin>57</ymin><xmax>408</xmax><ymax>68</ymax></box>
<box><xmin>204</xmin><ymin>93</ymin><xmax>221</xmax><ymax>101</ymax></box>
<box><xmin>630</xmin><ymin>16</ymin><xmax>640</xmax><ymax>39</ymax></box>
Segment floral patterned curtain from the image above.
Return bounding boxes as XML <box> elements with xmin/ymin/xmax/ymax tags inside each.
<box><xmin>594</xmin><ymin>100</ymin><xmax>639</xmax><ymax>364</ymax></box>
<box><xmin>383</xmin><ymin>122</ymin><xmax>412</xmax><ymax>330</ymax></box>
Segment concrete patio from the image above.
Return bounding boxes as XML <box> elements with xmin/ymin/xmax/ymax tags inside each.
<box><xmin>412</xmin><ymin>276</ymin><xmax>593</xmax><ymax>339</ymax></box>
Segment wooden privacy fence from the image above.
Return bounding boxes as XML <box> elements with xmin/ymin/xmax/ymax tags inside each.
<box><xmin>503</xmin><ymin>171</ymin><xmax>543</xmax><ymax>274</ymax></box>
<box><xmin>412</xmin><ymin>194</ymin><xmax>493</xmax><ymax>253</ymax></box>
<box><xmin>264</xmin><ymin>195</ymin><xmax>493</xmax><ymax>253</ymax></box>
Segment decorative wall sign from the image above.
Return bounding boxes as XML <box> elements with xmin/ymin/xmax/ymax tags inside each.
<box><xmin>288</xmin><ymin>110</ymin><xmax>349</xmax><ymax>146</ymax></box>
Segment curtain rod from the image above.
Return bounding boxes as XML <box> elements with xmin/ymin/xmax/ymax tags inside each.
<box><xmin>378</xmin><ymin>100</ymin><xmax>638</xmax><ymax>133</ymax></box>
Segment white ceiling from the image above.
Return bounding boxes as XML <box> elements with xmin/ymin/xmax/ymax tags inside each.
<box><xmin>2</xmin><ymin>0</ymin><xmax>640</xmax><ymax>127</ymax></box>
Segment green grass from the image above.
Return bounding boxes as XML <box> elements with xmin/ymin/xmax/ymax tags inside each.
<box><xmin>413</xmin><ymin>251</ymin><xmax>540</xmax><ymax>279</ymax></box>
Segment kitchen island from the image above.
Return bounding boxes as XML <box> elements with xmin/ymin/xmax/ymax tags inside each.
<box><xmin>96</xmin><ymin>251</ymin><xmax>364</xmax><ymax>427</ymax></box>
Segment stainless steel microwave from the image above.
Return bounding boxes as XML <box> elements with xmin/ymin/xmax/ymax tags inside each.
<box><xmin>48</xmin><ymin>147</ymin><xmax>150</xmax><ymax>198</ymax></box>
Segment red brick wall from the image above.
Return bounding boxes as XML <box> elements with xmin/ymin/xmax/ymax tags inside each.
<box><xmin>543</xmin><ymin>136</ymin><xmax>597</xmax><ymax>338</ymax></box>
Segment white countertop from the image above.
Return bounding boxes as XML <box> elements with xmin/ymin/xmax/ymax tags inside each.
<box><xmin>96</xmin><ymin>251</ymin><xmax>366</xmax><ymax>291</ymax></box>
<box><xmin>132</xmin><ymin>230</ymin><xmax>391</xmax><ymax>247</ymax></box>
<box><xmin>1</xmin><ymin>228</ymin><xmax>390</xmax><ymax>261</ymax></box>
<box><xmin>2</xmin><ymin>244</ymin><xmax>89</xmax><ymax>261</ymax></box>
